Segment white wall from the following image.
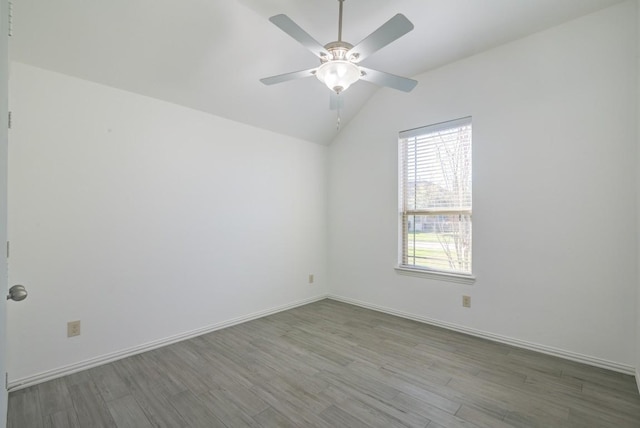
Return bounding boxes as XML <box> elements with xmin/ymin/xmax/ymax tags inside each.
<box><xmin>329</xmin><ymin>2</ymin><xmax>638</xmax><ymax>368</ymax></box>
<box><xmin>6</xmin><ymin>1</ymin><xmax>639</xmax><ymax>387</ymax></box>
<box><xmin>7</xmin><ymin>62</ymin><xmax>328</xmax><ymax>382</ymax></box>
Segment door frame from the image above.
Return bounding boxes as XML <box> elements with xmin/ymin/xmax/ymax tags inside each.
<box><xmin>0</xmin><ymin>0</ymin><xmax>10</xmax><ymax>427</ymax></box>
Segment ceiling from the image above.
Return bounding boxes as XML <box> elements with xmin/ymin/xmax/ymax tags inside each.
<box><xmin>9</xmin><ymin>0</ymin><xmax>624</xmax><ymax>145</ymax></box>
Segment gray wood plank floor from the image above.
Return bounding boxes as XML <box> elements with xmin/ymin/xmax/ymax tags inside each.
<box><xmin>8</xmin><ymin>299</ymin><xmax>640</xmax><ymax>427</ymax></box>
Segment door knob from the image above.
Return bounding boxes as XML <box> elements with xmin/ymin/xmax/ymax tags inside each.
<box><xmin>6</xmin><ymin>284</ymin><xmax>27</xmax><ymax>302</ymax></box>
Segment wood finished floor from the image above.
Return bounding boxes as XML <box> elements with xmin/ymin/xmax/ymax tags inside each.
<box><xmin>7</xmin><ymin>299</ymin><xmax>640</xmax><ymax>427</ymax></box>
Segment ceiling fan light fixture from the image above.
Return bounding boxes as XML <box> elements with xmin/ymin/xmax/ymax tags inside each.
<box><xmin>316</xmin><ymin>60</ymin><xmax>360</xmax><ymax>94</ymax></box>
<box><xmin>261</xmin><ymin>3</ymin><xmax>417</xmax><ymax>98</ymax></box>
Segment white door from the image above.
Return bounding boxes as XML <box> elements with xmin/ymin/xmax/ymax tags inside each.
<box><xmin>0</xmin><ymin>1</ymin><xmax>9</xmax><ymax>427</ymax></box>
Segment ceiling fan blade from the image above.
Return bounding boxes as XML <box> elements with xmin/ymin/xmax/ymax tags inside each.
<box><xmin>260</xmin><ymin>68</ymin><xmax>318</xmax><ymax>86</ymax></box>
<box><xmin>330</xmin><ymin>93</ymin><xmax>344</xmax><ymax>111</ymax></box>
<box><xmin>359</xmin><ymin>67</ymin><xmax>418</xmax><ymax>92</ymax></box>
<box><xmin>269</xmin><ymin>14</ymin><xmax>330</xmax><ymax>59</ymax></box>
<box><xmin>347</xmin><ymin>14</ymin><xmax>414</xmax><ymax>63</ymax></box>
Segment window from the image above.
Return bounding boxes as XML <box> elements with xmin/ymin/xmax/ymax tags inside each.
<box><xmin>398</xmin><ymin>117</ymin><xmax>472</xmax><ymax>277</ymax></box>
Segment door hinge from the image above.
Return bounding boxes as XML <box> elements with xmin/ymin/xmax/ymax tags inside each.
<box><xmin>5</xmin><ymin>373</ymin><xmax>7</xmax><ymax>390</ymax></box>
<box><xmin>8</xmin><ymin>111</ymin><xmax>11</xmax><ymax>129</ymax></box>
<box><xmin>6</xmin><ymin>241</ymin><xmax>9</xmax><ymax>258</ymax></box>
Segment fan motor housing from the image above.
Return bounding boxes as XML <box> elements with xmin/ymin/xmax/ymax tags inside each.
<box><xmin>322</xmin><ymin>41</ymin><xmax>355</xmax><ymax>63</ymax></box>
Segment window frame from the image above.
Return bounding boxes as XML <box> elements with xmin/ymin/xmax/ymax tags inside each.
<box><xmin>396</xmin><ymin>117</ymin><xmax>475</xmax><ymax>284</ymax></box>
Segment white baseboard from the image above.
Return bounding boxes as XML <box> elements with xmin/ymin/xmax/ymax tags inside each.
<box><xmin>8</xmin><ymin>294</ymin><xmax>328</xmax><ymax>391</ymax></box>
<box><xmin>10</xmin><ymin>293</ymin><xmax>636</xmax><ymax>391</ymax></box>
<box><xmin>327</xmin><ymin>294</ymin><xmax>636</xmax><ymax>376</ymax></box>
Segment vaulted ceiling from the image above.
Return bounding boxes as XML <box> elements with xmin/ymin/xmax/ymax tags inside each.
<box><xmin>9</xmin><ymin>0</ymin><xmax>624</xmax><ymax>144</ymax></box>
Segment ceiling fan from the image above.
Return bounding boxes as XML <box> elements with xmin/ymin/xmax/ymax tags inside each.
<box><xmin>260</xmin><ymin>0</ymin><xmax>418</xmax><ymax>98</ymax></box>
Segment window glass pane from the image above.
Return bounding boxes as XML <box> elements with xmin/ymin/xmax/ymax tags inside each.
<box><xmin>404</xmin><ymin>214</ymin><xmax>472</xmax><ymax>274</ymax></box>
<box><xmin>404</xmin><ymin>124</ymin><xmax>472</xmax><ymax>212</ymax></box>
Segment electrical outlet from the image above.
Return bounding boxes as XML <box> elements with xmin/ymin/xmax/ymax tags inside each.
<box><xmin>67</xmin><ymin>320</ymin><xmax>81</xmax><ymax>337</ymax></box>
<box><xmin>462</xmin><ymin>295</ymin><xmax>471</xmax><ymax>308</ymax></box>
<box><xmin>308</xmin><ymin>274</ymin><xmax>314</xmax><ymax>284</ymax></box>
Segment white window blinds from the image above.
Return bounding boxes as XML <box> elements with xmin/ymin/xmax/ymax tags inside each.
<box><xmin>399</xmin><ymin>117</ymin><xmax>472</xmax><ymax>275</ymax></box>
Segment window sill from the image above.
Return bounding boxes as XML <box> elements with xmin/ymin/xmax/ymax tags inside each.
<box><xmin>394</xmin><ymin>266</ymin><xmax>476</xmax><ymax>285</ymax></box>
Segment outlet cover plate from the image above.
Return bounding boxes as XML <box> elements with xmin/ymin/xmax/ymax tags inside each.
<box><xmin>462</xmin><ymin>295</ymin><xmax>471</xmax><ymax>308</ymax></box>
<box><xmin>67</xmin><ymin>320</ymin><xmax>81</xmax><ymax>337</ymax></box>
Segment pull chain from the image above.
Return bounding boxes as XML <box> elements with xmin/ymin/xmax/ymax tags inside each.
<box><xmin>336</xmin><ymin>94</ymin><xmax>341</xmax><ymax>130</ymax></box>
<box><xmin>8</xmin><ymin>1</ymin><xmax>13</xmax><ymax>36</ymax></box>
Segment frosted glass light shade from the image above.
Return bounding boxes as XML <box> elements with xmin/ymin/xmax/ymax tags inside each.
<box><xmin>316</xmin><ymin>60</ymin><xmax>360</xmax><ymax>94</ymax></box>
